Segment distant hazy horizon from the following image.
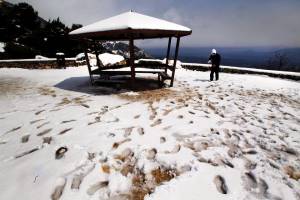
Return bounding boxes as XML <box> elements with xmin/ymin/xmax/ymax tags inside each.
<box><xmin>144</xmin><ymin>46</ymin><xmax>300</xmax><ymax>71</ymax></box>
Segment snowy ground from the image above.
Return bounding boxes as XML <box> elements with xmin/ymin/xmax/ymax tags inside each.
<box><xmin>0</xmin><ymin>66</ymin><xmax>299</xmax><ymax>200</ymax></box>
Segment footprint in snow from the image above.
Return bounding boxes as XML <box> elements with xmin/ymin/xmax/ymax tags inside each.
<box><xmin>15</xmin><ymin>147</ymin><xmax>40</xmax><ymax>159</ymax></box>
<box><xmin>177</xmin><ymin>115</ymin><xmax>184</xmax><ymax>119</ymax></box>
<box><xmin>0</xmin><ymin>140</ymin><xmax>7</xmax><ymax>145</ymax></box>
<box><xmin>242</xmin><ymin>171</ymin><xmax>258</xmax><ymax>191</ymax></box>
<box><xmin>58</xmin><ymin>128</ymin><xmax>72</xmax><ymax>135</ymax></box>
<box><xmin>147</xmin><ymin>148</ymin><xmax>157</xmax><ymax>160</ymax></box>
<box><xmin>61</xmin><ymin>119</ymin><xmax>76</xmax><ymax>124</ymax></box>
<box><xmin>36</xmin><ymin>121</ymin><xmax>50</xmax><ymax>129</ymax></box>
<box><xmin>55</xmin><ymin>147</ymin><xmax>68</xmax><ymax>159</ymax></box>
<box><xmin>30</xmin><ymin>119</ymin><xmax>45</xmax><ymax>124</ymax></box>
<box><xmin>214</xmin><ymin>175</ymin><xmax>228</xmax><ymax>194</ymax></box>
<box><xmin>51</xmin><ymin>177</ymin><xmax>66</xmax><ymax>200</ymax></box>
<box><xmin>86</xmin><ymin>181</ymin><xmax>108</xmax><ymax>196</ymax></box>
<box><xmin>43</xmin><ymin>136</ymin><xmax>52</xmax><ymax>144</ymax></box>
<box><xmin>35</xmin><ymin>110</ymin><xmax>45</xmax><ymax>115</ymax></box>
<box><xmin>150</xmin><ymin>119</ymin><xmax>162</xmax><ymax>127</ymax></box>
<box><xmin>162</xmin><ymin>125</ymin><xmax>172</xmax><ymax>130</ymax></box>
<box><xmin>164</xmin><ymin>144</ymin><xmax>181</xmax><ymax>154</ymax></box>
<box><xmin>71</xmin><ymin>163</ymin><xmax>95</xmax><ymax>190</ymax></box>
<box><xmin>37</xmin><ymin>128</ymin><xmax>52</xmax><ymax>136</ymax></box>
<box><xmin>21</xmin><ymin>135</ymin><xmax>30</xmax><ymax>143</ymax></box>
<box><xmin>160</xmin><ymin>137</ymin><xmax>166</xmax><ymax>143</ymax></box>
<box><xmin>134</xmin><ymin>114</ymin><xmax>140</xmax><ymax>119</ymax></box>
<box><xmin>5</xmin><ymin>126</ymin><xmax>22</xmax><ymax>134</ymax></box>
<box><xmin>243</xmin><ymin>158</ymin><xmax>257</xmax><ymax>170</ymax></box>
<box><xmin>112</xmin><ymin>138</ymin><xmax>131</xmax><ymax>150</ymax></box>
<box><xmin>137</xmin><ymin>127</ymin><xmax>144</xmax><ymax>135</ymax></box>
<box><xmin>123</xmin><ymin>127</ymin><xmax>134</xmax><ymax>137</ymax></box>
<box><xmin>188</xmin><ymin>111</ymin><xmax>195</xmax><ymax>115</ymax></box>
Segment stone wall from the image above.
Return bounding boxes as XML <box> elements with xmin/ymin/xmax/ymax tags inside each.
<box><xmin>0</xmin><ymin>59</ymin><xmax>79</xmax><ymax>69</ymax></box>
<box><xmin>181</xmin><ymin>64</ymin><xmax>300</xmax><ymax>81</ymax></box>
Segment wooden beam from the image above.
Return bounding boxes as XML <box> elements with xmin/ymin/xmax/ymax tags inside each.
<box><xmin>70</xmin><ymin>29</ymin><xmax>192</xmax><ymax>41</ymax></box>
<box><xmin>165</xmin><ymin>37</ymin><xmax>172</xmax><ymax>73</ymax></box>
<box><xmin>170</xmin><ymin>37</ymin><xmax>180</xmax><ymax>87</ymax></box>
<box><xmin>129</xmin><ymin>38</ymin><xmax>135</xmax><ymax>82</ymax></box>
<box><xmin>84</xmin><ymin>49</ymin><xmax>94</xmax><ymax>84</ymax></box>
<box><xmin>94</xmin><ymin>41</ymin><xmax>101</xmax><ymax>69</ymax></box>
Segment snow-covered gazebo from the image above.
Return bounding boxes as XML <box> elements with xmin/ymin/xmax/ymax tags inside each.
<box><xmin>69</xmin><ymin>11</ymin><xmax>192</xmax><ymax>87</ymax></box>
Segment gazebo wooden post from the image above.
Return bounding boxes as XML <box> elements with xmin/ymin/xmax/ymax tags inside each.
<box><xmin>165</xmin><ymin>37</ymin><xmax>172</xmax><ymax>73</ymax></box>
<box><xmin>84</xmin><ymin>49</ymin><xmax>94</xmax><ymax>85</ymax></box>
<box><xmin>129</xmin><ymin>38</ymin><xmax>136</xmax><ymax>83</ymax></box>
<box><xmin>170</xmin><ymin>37</ymin><xmax>180</xmax><ymax>87</ymax></box>
<box><xmin>93</xmin><ymin>40</ymin><xmax>101</xmax><ymax>69</ymax></box>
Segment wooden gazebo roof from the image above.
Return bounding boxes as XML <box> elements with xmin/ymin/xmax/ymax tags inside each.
<box><xmin>69</xmin><ymin>11</ymin><xmax>192</xmax><ymax>40</ymax></box>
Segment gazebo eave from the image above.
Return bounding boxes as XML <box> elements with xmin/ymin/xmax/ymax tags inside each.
<box><xmin>69</xmin><ymin>29</ymin><xmax>192</xmax><ymax>41</ymax></box>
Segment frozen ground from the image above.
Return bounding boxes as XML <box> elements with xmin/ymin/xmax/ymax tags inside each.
<box><xmin>0</xmin><ymin>66</ymin><xmax>299</xmax><ymax>200</ymax></box>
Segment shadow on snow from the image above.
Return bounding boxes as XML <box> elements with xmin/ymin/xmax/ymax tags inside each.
<box><xmin>54</xmin><ymin>75</ymin><xmax>165</xmax><ymax>96</ymax></box>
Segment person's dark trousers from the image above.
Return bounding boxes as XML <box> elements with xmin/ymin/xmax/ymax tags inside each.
<box><xmin>210</xmin><ymin>66</ymin><xmax>219</xmax><ymax>81</ymax></box>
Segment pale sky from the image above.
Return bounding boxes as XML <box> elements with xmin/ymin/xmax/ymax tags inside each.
<box><xmin>8</xmin><ymin>0</ymin><xmax>300</xmax><ymax>47</ymax></box>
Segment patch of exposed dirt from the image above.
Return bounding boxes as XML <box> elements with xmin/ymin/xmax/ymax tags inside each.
<box><xmin>126</xmin><ymin>166</ymin><xmax>178</xmax><ymax>200</ymax></box>
<box><xmin>119</xmin><ymin>88</ymin><xmax>179</xmax><ymax>102</ymax></box>
<box><xmin>0</xmin><ymin>77</ymin><xmax>28</xmax><ymax>96</ymax></box>
<box><xmin>38</xmin><ymin>87</ymin><xmax>57</xmax><ymax>97</ymax></box>
<box><xmin>56</xmin><ymin>96</ymin><xmax>90</xmax><ymax>108</ymax></box>
<box><xmin>119</xmin><ymin>84</ymin><xmax>200</xmax><ymax>104</ymax></box>
<box><xmin>100</xmin><ymin>147</ymin><xmax>180</xmax><ymax>200</ymax></box>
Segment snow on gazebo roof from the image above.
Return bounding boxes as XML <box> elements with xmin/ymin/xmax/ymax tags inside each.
<box><xmin>69</xmin><ymin>11</ymin><xmax>192</xmax><ymax>40</ymax></box>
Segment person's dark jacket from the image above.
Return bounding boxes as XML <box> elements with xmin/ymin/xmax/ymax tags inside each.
<box><xmin>208</xmin><ymin>53</ymin><xmax>221</xmax><ymax>67</ymax></box>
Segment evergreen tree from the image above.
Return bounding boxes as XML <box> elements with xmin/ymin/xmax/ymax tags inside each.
<box><xmin>0</xmin><ymin>1</ymin><xmax>82</xmax><ymax>58</ymax></box>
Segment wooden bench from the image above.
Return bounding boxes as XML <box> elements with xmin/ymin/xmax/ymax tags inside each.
<box><xmin>92</xmin><ymin>69</ymin><xmax>162</xmax><ymax>76</ymax></box>
<box><xmin>86</xmin><ymin>59</ymin><xmax>175</xmax><ymax>86</ymax></box>
<box><xmin>91</xmin><ymin>68</ymin><xmax>172</xmax><ymax>85</ymax></box>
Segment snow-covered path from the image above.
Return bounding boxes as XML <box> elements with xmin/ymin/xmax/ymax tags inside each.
<box><xmin>0</xmin><ymin>67</ymin><xmax>299</xmax><ymax>200</ymax></box>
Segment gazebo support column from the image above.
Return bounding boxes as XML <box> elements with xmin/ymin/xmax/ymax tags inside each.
<box><xmin>84</xmin><ymin>49</ymin><xmax>94</xmax><ymax>85</ymax></box>
<box><xmin>94</xmin><ymin>41</ymin><xmax>101</xmax><ymax>69</ymax></box>
<box><xmin>129</xmin><ymin>38</ymin><xmax>136</xmax><ymax>83</ymax></box>
<box><xmin>170</xmin><ymin>37</ymin><xmax>180</xmax><ymax>87</ymax></box>
<box><xmin>165</xmin><ymin>37</ymin><xmax>172</xmax><ymax>73</ymax></box>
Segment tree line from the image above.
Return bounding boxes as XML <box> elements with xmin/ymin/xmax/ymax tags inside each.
<box><xmin>0</xmin><ymin>1</ymin><xmax>82</xmax><ymax>59</ymax></box>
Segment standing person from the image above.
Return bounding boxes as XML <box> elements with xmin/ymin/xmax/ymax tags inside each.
<box><xmin>208</xmin><ymin>49</ymin><xmax>221</xmax><ymax>81</ymax></box>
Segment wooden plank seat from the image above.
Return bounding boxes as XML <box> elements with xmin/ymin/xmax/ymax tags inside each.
<box><xmin>91</xmin><ymin>65</ymin><xmax>127</xmax><ymax>74</ymax></box>
<box><xmin>135</xmin><ymin>63</ymin><xmax>168</xmax><ymax>69</ymax></box>
<box><xmin>91</xmin><ymin>69</ymin><xmax>163</xmax><ymax>76</ymax></box>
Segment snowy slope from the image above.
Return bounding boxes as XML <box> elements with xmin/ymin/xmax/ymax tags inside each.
<box><xmin>0</xmin><ymin>66</ymin><xmax>299</xmax><ymax>200</ymax></box>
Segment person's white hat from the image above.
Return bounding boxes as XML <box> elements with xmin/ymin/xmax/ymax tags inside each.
<box><xmin>211</xmin><ymin>49</ymin><xmax>217</xmax><ymax>54</ymax></box>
